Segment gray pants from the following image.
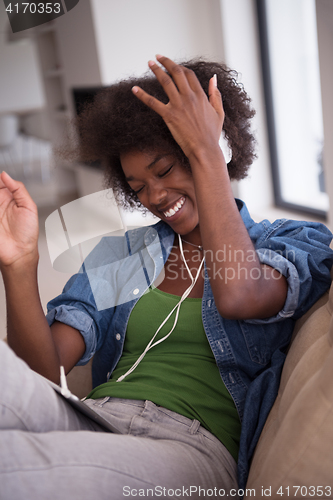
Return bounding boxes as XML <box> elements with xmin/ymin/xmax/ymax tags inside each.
<box><xmin>0</xmin><ymin>340</ymin><xmax>238</xmax><ymax>500</ymax></box>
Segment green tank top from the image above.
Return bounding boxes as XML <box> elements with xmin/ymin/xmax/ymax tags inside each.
<box><xmin>86</xmin><ymin>286</ymin><xmax>241</xmax><ymax>461</ymax></box>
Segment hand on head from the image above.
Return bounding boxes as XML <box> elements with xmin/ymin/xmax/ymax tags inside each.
<box><xmin>132</xmin><ymin>55</ymin><xmax>225</xmax><ymax>160</ymax></box>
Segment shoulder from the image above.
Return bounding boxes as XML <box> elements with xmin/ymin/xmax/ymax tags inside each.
<box><xmin>236</xmin><ymin>198</ymin><xmax>333</xmax><ymax>247</ymax></box>
<box><xmin>237</xmin><ymin>199</ymin><xmax>333</xmax><ymax>319</ymax></box>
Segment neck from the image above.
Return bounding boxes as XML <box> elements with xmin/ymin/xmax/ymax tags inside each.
<box><xmin>181</xmin><ymin>237</ymin><xmax>203</xmax><ymax>251</ymax></box>
<box><xmin>178</xmin><ymin>226</ymin><xmax>202</xmax><ymax>249</ymax></box>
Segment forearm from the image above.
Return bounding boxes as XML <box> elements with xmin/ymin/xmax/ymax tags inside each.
<box><xmin>189</xmin><ymin>147</ymin><xmax>287</xmax><ymax>318</ymax></box>
<box><xmin>2</xmin><ymin>257</ymin><xmax>62</xmax><ymax>381</ymax></box>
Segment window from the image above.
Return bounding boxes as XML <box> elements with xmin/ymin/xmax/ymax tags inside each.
<box><xmin>257</xmin><ymin>0</ymin><xmax>328</xmax><ymax>217</ymax></box>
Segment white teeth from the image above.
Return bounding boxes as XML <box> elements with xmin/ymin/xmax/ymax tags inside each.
<box><xmin>163</xmin><ymin>197</ymin><xmax>185</xmax><ymax>218</ymax></box>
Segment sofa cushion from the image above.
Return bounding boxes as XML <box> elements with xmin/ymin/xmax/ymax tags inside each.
<box><xmin>245</xmin><ymin>283</ymin><xmax>333</xmax><ymax>496</ymax></box>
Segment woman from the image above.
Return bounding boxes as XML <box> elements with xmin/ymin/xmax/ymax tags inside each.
<box><xmin>0</xmin><ymin>56</ymin><xmax>332</xmax><ymax>499</ymax></box>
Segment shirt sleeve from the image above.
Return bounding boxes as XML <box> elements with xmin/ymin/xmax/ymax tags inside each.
<box><xmin>46</xmin><ymin>235</ymin><xmax>128</xmax><ymax>365</ymax></box>
<box><xmin>247</xmin><ymin>219</ymin><xmax>333</xmax><ymax>323</ymax></box>
<box><xmin>46</xmin><ymin>271</ymin><xmax>114</xmax><ymax>365</ymax></box>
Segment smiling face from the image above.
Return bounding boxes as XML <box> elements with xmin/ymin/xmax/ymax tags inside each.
<box><xmin>121</xmin><ymin>150</ymin><xmax>201</xmax><ymax>241</ymax></box>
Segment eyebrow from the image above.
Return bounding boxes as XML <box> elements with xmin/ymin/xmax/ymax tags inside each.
<box><xmin>125</xmin><ymin>154</ymin><xmax>167</xmax><ymax>182</ymax></box>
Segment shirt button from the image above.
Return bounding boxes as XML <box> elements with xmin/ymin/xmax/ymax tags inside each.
<box><xmin>116</xmin><ymin>333</ymin><xmax>121</xmax><ymax>340</ymax></box>
<box><xmin>133</xmin><ymin>288</ymin><xmax>140</xmax><ymax>295</ymax></box>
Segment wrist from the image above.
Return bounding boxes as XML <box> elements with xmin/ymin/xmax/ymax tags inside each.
<box><xmin>187</xmin><ymin>144</ymin><xmax>228</xmax><ymax>171</ymax></box>
<box><xmin>0</xmin><ymin>249</ymin><xmax>39</xmax><ymax>277</ymax></box>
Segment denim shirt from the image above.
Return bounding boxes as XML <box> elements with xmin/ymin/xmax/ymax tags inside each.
<box><xmin>46</xmin><ymin>199</ymin><xmax>333</xmax><ymax>488</ymax></box>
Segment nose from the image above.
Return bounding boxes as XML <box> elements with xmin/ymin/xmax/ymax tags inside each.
<box><xmin>148</xmin><ymin>182</ymin><xmax>167</xmax><ymax>207</ymax></box>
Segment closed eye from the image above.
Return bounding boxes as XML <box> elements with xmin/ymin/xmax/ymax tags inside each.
<box><xmin>132</xmin><ymin>164</ymin><xmax>173</xmax><ymax>194</ymax></box>
<box><xmin>159</xmin><ymin>165</ymin><xmax>173</xmax><ymax>177</ymax></box>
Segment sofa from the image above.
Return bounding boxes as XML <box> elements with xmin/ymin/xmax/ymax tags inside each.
<box><xmin>244</xmin><ymin>272</ymin><xmax>333</xmax><ymax>497</ymax></box>
<box><xmin>65</xmin><ymin>271</ymin><xmax>333</xmax><ymax>498</ymax></box>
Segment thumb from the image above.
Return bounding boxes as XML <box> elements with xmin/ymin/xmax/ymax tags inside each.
<box><xmin>1</xmin><ymin>171</ymin><xmax>36</xmax><ymax>210</ymax></box>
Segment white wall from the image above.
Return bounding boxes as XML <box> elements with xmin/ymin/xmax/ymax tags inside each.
<box><xmin>0</xmin><ymin>2</ymin><xmax>45</xmax><ymax>115</ymax></box>
<box><xmin>90</xmin><ymin>0</ymin><xmax>225</xmax><ymax>83</ymax></box>
<box><xmin>56</xmin><ymin>0</ymin><xmax>102</xmax><ymax>105</ymax></box>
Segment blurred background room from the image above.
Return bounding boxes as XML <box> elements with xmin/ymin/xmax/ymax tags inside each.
<box><xmin>0</xmin><ymin>0</ymin><xmax>333</xmax><ymax>340</ymax></box>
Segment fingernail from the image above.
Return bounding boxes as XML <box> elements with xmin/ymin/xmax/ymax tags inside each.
<box><xmin>213</xmin><ymin>74</ymin><xmax>217</xmax><ymax>87</ymax></box>
<box><xmin>148</xmin><ymin>60</ymin><xmax>155</xmax><ymax>68</ymax></box>
<box><xmin>132</xmin><ymin>86</ymin><xmax>139</xmax><ymax>94</ymax></box>
<box><xmin>155</xmin><ymin>54</ymin><xmax>163</xmax><ymax>60</ymax></box>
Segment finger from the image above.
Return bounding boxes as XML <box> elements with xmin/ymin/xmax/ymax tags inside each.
<box><xmin>132</xmin><ymin>86</ymin><xmax>167</xmax><ymax>117</ymax></box>
<box><xmin>147</xmin><ymin>60</ymin><xmax>181</xmax><ymax>101</ymax></box>
<box><xmin>0</xmin><ymin>171</ymin><xmax>36</xmax><ymax>210</ymax></box>
<box><xmin>183</xmin><ymin>67</ymin><xmax>203</xmax><ymax>93</ymax></box>
<box><xmin>155</xmin><ymin>55</ymin><xmax>191</xmax><ymax>94</ymax></box>
<box><xmin>208</xmin><ymin>75</ymin><xmax>224</xmax><ymax>119</ymax></box>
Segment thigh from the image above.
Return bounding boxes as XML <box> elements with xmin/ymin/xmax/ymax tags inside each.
<box><xmin>0</xmin><ymin>340</ymin><xmax>100</xmax><ymax>432</ymax></box>
<box><xmin>0</xmin><ymin>429</ymin><xmax>237</xmax><ymax>500</ymax></box>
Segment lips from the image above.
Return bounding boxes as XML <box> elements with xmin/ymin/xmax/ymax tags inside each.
<box><xmin>161</xmin><ymin>196</ymin><xmax>186</xmax><ymax>218</ymax></box>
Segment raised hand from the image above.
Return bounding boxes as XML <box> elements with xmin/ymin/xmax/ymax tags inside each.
<box><xmin>0</xmin><ymin>171</ymin><xmax>39</xmax><ymax>269</ymax></box>
<box><xmin>132</xmin><ymin>55</ymin><xmax>225</xmax><ymax>160</ymax></box>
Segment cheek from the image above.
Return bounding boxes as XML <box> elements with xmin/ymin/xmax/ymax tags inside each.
<box><xmin>177</xmin><ymin>170</ymin><xmax>195</xmax><ymax>191</ymax></box>
<box><xmin>136</xmin><ymin>193</ymin><xmax>149</xmax><ymax>208</ymax></box>
<box><xmin>185</xmin><ymin>180</ymin><xmax>197</xmax><ymax>200</ymax></box>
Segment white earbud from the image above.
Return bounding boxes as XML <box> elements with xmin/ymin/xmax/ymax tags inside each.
<box><xmin>219</xmin><ymin>130</ymin><xmax>232</xmax><ymax>164</ymax></box>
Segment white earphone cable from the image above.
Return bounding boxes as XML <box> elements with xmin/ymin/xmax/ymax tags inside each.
<box><xmin>116</xmin><ymin>234</ymin><xmax>204</xmax><ymax>382</ymax></box>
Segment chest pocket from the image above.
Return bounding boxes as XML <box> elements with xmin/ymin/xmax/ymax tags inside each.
<box><xmin>239</xmin><ymin>321</ymin><xmax>270</xmax><ymax>365</ymax></box>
